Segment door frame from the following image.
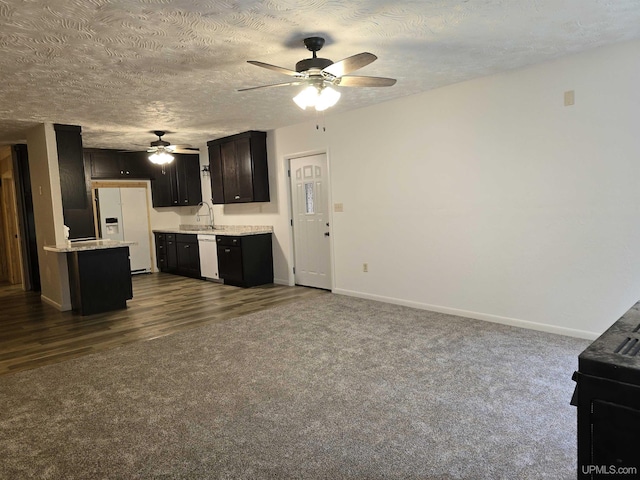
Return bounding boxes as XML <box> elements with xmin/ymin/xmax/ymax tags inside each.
<box><xmin>285</xmin><ymin>149</ymin><xmax>335</xmax><ymax>290</ymax></box>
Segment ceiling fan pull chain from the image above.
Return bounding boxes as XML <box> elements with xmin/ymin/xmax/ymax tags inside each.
<box><xmin>315</xmin><ymin>111</ymin><xmax>326</xmax><ymax>132</ymax></box>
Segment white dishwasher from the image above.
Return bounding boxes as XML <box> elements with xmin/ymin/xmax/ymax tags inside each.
<box><xmin>197</xmin><ymin>234</ymin><xmax>219</xmax><ymax>280</ymax></box>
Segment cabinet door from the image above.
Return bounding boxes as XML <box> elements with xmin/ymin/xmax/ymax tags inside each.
<box><xmin>155</xmin><ymin>233</ymin><xmax>167</xmax><ymax>271</ymax></box>
<box><xmin>151</xmin><ymin>163</ymin><xmax>176</xmax><ymax>207</ymax></box>
<box><xmin>176</xmin><ymin>234</ymin><xmax>201</xmax><ymax>278</ymax></box>
<box><xmin>88</xmin><ymin>150</ymin><xmax>123</xmax><ymax>179</ymax></box>
<box><xmin>165</xmin><ymin>235</ymin><xmax>178</xmax><ymax>271</ymax></box>
<box><xmin>220</xmin><ymin>141</ymin><xmax>240</xmax><ymax>203</ymax></box>
<box><xmin>217</xmin><ymin>245</ymin><xmax>243</xmax><ymax>282</ymax></box>
<box><xmin>121</xmin><ymin>152</ymin><xmax>154</xmax><ymax>179</ymax></box>
<box><xmin>176</xmin><ymin>155</ymin><xmax>202</xmax><ymax>206</ymax></box>
<box><xmin>221</xmin><ymin>138</ymin><xmax>254</xmax><ymax>203</ymax></box>
<box><xmin>208</xmin><ymin>144</ymin><xmax>225</xmax><ymax>204</ymax></box>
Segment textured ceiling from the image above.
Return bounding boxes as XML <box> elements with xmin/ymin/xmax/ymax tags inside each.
<box><xmin>1</xmin><ymin>0</ymin><xmax>639</xmax><ymax>151</ymax></box>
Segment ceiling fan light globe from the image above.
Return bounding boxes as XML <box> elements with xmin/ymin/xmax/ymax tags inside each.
<box><xmin>315</xmin><ymin>86</ymin><xmax>341</xmax><ymax>111</ymax></box>
<box><xmin>293</xmin><ymin>85</ymin><xmax>319</xmax><ymax>110</ymax></box>
<box><xmin>149</xmin><ymin>151</ymin><xmax>175</xmax><ymax>165</ymax></box>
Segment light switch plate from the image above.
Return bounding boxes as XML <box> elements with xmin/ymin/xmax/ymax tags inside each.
<box><xmin>564</xmin><ymin>90</ymin><xmax>575</xmax><ymax>106</ymax></box>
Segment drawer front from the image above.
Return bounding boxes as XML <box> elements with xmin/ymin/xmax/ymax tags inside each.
<box><xmin>176</xmin><ymin>233</ymin><xmax>197</xmax><ymax>243</ymax></box>
<box><xmin>216</xmin><ymin>235</ymin><xmax>241</xmax><ymax>247</ymax></box>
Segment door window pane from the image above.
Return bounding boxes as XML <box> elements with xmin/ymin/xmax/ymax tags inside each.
<box><xmin>305</xmin><ymin>182</ymin><xmax>314</xmax><ymax>214</ymax></box>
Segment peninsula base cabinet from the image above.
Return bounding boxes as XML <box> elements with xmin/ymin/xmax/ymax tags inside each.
<box><xmin>216</xmin><ymin>234</ymin><xmax>273</xmax><ymax>287</ymax></box>
<box><xmin>67</xmin><ymin>247</ymin><xmax>133</xmax><ymax>316</ymax></box>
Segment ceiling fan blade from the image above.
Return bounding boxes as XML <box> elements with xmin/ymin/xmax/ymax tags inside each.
<box><xmin>172</xmin><ymin>146</ymin><xmax>200</xmax><ymax>154</ymax></box>
<box><xmin>336</xmin><ymin>75</ymin><xmax>397</xmax><ymax>87</ymax></box>
<box><xmin>238</xmin><ymin>81</ymin><xmax>302</xmax><ymax>92</ymax></box>
<box><xmin>323</xmin><ymin>52</ymin><xmax>377</xmax><ymax>77</ymax></box>
<box><xmin>247</xmin><ymin>60</ymin><xmax>302</xmax><ymax>77</ymax></box>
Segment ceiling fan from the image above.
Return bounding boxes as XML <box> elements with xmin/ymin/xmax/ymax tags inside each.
<box><xmin>147</xmin><ymin>130</ymin><xmax>199</xmax><ymax>155</ymax></box>
<box><xmin>239</xmin><ymin>37</ymin><xmax>397</xmax><ymax>111</ymax></box>
<box><xmin>146</xmin><ymin>130</ymin><xmax>198</xmax><ymax>166</ymax></box>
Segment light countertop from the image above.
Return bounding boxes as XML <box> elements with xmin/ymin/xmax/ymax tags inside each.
<box><xmin>43</xmin><ymin>239</ymin><xmax>137</xmax><ymax>253</ymax></box>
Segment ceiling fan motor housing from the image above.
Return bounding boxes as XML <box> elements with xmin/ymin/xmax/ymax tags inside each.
<box><xmin>296</xmin><ymin>57</ymin><xmax>333</xmax><ymax>72</ymax></box>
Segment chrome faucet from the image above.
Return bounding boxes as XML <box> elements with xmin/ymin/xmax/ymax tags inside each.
<box><xmin>196</xmin><ymin>201</ymin><xmax>214</xmax><ymax>229</ymax></box>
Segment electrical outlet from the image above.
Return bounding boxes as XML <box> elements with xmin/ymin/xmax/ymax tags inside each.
<box><xmin>363</xmin><ymin>263</ymin><xmax>368</xmax><ymax>273</ymax></box>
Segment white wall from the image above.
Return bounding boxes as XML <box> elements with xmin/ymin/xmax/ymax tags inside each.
<box><xmin>26</xmin><ymin>123</ymin><xmax>72</xmax><ymax>310</ymax></box>
<box><xmin>262</xmin><ymin>39</ymin><xmax>640</xmax><ymax>339</ymax></box>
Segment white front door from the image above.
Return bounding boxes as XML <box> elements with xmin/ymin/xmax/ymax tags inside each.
<box><xmin>290</xmin><ymin>153</ymin><xmax>331</xmax><ymax>290</ymax></box>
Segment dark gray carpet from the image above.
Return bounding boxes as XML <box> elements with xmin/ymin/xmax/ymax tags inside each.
<box><xmin>0</xmin><ymin>294</ymin><xmax>589</xmax><ymax>479</ymax></box>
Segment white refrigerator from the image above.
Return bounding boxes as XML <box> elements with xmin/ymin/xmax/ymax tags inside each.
<box><xmin>97</xmin><ymin>187</ymin><xmax>152</xmax><ymax>274</ymax></box>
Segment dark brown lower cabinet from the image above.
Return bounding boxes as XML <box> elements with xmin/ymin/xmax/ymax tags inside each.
<box><xmin>67</xmin><ymin>247</ymin><xmax>133</xmax><ymax>316</ymax></box>
<box><xmin>155</xmin><ymin>232</ymin><xmax>199</xmax><ymax>278</ymax></box>
<box><xmin>216</xmin><ymin>234</ymin><xmax>273</xmax><ymax>287</ymax></box>
<box><xmin>176</xmin><ymin>234</ymin><xmax>201</xmax><ymax>278</ymax></box>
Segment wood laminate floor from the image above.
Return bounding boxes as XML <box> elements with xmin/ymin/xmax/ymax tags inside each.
<box><xmin>0</xmin><ymin>273</ymin><xmax>328</xmax><ymax>376</ymax></box>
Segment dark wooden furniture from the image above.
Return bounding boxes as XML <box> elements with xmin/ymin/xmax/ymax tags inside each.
<box><xmin>176</xmin><ymin>233</ymin><xmax>201</xmax><ymax>278</ymax></box>
<box><xmin>86</xmin><ymin>149</ymin><xmax>155</xmax><ymax>179</ymax></box>
<box><xmin>155</xmin><ymin>232</ymin><xmax>177</xmax><ymax>273</ymax></box>
<box><xmin>571</xmin><ymin>303</ymin><xmax>640</xmax><ymax>478</ymax></box>
<box><xmin>155</xmin><ymin>232</ymin><xmax>199</xmax><ymax>278</ymax></box>
<box><xmin>216</xmin><ymin>233</ymin><xmax>273</xmax><ymax>287</ymax></box>
<box><xmin>207</xmin><ymin>131</ymin><xmax>269</xmax><ymax>204</ymax></box>
<box><xmin>151</xmin><ymin>154</ymin><xmax>202</xmax><ymax>207</ymax></box>
<box><xmin>54</xmin><ymin>124</ymin><xmax>95</xmax><ymax>239</ymax></box>
<box><xmin>67</xmin><ymin>247</ymin><xmax>133</xmax><ymax>316</ymax></box>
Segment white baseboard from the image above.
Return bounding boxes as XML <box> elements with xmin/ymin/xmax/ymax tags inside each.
<box><xmin>273</xmin><ymin>277</ymin><xmax>292</xmax><ymax>286</ymax></box>
<box><xmin>41</xmin><ymin>294</ymin><xmax>72</xmax><ymax>312</ymax></box>
<box><xmin>332</xmin><ymin>288</ymin><xmax>599</xmax><ymax>340</ymax></box>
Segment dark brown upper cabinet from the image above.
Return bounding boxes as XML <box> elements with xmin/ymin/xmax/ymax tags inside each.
<box><xmin>207</xmin><ymin>131</ymin><xmax>269</xmax><ymax>204</ymax></box>
<box><xmin>150</xmin><ymin>154</ymin><xmax>202</xmax><ymax>207</ymax></box>
<box><xmin>85</xmin><ymin>149</ymin><xmax>155</xmax><ymax>179</ymax></box>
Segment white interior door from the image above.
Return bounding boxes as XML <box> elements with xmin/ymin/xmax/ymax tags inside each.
<box><xmin>290</xmin><ymin>153</ymin><xmax>331</xmax><ymax>290</ymax></box>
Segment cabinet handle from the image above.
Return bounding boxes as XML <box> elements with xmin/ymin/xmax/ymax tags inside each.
<box><xmin>184</xmin><ymin>245</ymin><xmax>190</xmax><ymax>249</ymax></box>
<box><xmin>224</xmin><ymin>248</ymin><xmax>231</xmax><ymax>253</ymax></box>
<box><xmin>234</xmin><ymin>195</ymin><xmax>240</xmax><ymax>200</ymax></box>
<box><xmin>184</xmin><ymin>200</ymin><xmax>188</xmax><ymax>203</ymax></box>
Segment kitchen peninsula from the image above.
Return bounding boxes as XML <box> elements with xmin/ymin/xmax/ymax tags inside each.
<box><xmin>44</xmin><ymin>239</ymin><xmax>136</xmax><ymax>315</ymax></box>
